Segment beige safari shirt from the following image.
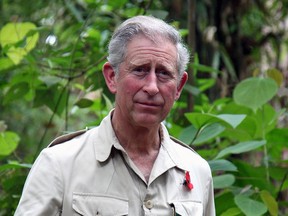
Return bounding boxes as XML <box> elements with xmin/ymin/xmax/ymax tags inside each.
<box><xmin>15</xmin><ymin>111</ymin><xmax>215</xmax><ymax>216</ymax></box>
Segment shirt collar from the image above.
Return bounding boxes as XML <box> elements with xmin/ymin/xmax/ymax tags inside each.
<box><xmin>160</xmin><ymin>124</ymin><xmax>192</xmax><ymax>172</ymax></box>
<box><xmin>93</xmin><ymin>110</ymin><xmax>191</xmax><ymax>172</ymax></box>
<box><xmin>93</xmin><ymin>109</ymin><xmax>118</xmax><ymax>162</ymax></box>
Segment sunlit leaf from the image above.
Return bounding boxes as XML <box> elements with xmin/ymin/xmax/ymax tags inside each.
<box><xmin>0</xmin><ymin>22</ymin><xmax>39</xmax><ymax>64</ymax></box>
<box><xmin>217</xmin><ymin>114</ymin><xmax>247</xmax><ymax>129</ymax></box>
<box><xmin>0</xmin><ymin>131</ymin><xmax>20</xmax><ymax>156</ymax></box>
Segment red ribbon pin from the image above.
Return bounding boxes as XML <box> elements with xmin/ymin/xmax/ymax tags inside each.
<box><xmin>184</xmin><ymin>171</ymin><xmax>193</xmax><ymax>190</ymax></box>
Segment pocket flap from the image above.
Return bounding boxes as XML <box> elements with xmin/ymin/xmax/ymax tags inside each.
<box><xmin>73</xmin><ymin>193</ymin><xmax>128</xmax><ymax>215</ymax></box>
<box><xmin>171</xmin><ymin>200</ymin><xmax>203</xmax><ymax>216</ymax></box>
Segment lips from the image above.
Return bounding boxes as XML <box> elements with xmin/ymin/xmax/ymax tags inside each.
<box><xmin>133</xmin><ymin>95</ymin><xmax>164</xmax><ymax>108</ymax></box>
<box><xmin>137</xmin><ymin>101</ymin><xmax>161</xmax><ymax>106</ymax></box>
<box><xmin>134</xmin><ymin>100</ymin><xmax>163</xmax><ymax>110</ymax></box>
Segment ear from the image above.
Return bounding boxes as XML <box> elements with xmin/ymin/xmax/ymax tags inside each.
<box><xmin>102</xmin><ymin>62</ymin><xmax>117</xmax><ymax>94</ymax></box>
<box><xmin>175</xmin><ymin>71</ymin><xmax>188</xmax><ymax>100</ymax></box>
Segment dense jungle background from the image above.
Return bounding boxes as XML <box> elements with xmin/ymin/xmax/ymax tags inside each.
<box><xmin>0</xmin><ymin>0</ymin><xmax>288</xmax><ymax>215</ymax></box>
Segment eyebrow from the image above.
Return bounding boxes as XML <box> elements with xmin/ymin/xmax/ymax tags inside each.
<box><xmin>128</xmin><ymin>59</ymin><xmax>176</xmax><ymax>72</ymax></box>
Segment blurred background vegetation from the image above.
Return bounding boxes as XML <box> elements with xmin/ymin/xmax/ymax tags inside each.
<box><xmin>0</xmin><ymin>0</ymin><xmax>287</xmax><ymax>215</ymax></box>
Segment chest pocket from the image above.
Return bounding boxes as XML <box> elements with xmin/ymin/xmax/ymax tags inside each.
<box><xmin>170</xmin><ymin>200</ymin><xmax>203</xmax><ymax>216</ymax></box>
<box><xmin>72</xmin><ymin>193</ymin><xmax>128</xmax><ymax>216</ymax></box>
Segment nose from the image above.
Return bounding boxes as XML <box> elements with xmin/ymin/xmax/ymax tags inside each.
<box><xmin>143</xmin><ymin>71</ymin><xmax>159</xmax><ymax>96</ymax></box>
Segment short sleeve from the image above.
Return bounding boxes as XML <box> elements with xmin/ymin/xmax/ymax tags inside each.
<box><xmin>204</xmin><ymin>174</ymin><xmax>216</xmax><ymax>216</ymax></box>
<box><xmin>14</xmin><ymin>149</ymin><xmax>63</xmax><ymax>215</ymax></box>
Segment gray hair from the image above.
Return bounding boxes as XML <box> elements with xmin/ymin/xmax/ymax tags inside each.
<box><xmin>107</xmin><ymin>15</ymin><xmax>190</xmax><ymax>79</ymax></box>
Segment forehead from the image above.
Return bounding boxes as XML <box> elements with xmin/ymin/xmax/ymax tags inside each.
<box><xmin>124</xmin><ymin>35</ymin><xmax>177</xmax><ymax>67</ymax></box>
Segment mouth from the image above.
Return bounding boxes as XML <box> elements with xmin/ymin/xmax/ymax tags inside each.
<box><xmin>136</xmin><ymin>101</ymin><xmax>162</xmax><ymax>108</ymax></box>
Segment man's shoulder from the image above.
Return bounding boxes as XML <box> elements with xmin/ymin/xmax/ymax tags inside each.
<box><xmin>170</xmin><ymin>136</ymin><xmax>198</xmax><ymax>155</ymax></box>
<box><xmin>169</xmin><ymin>136</ymin><xmax>211</xmax><ymax>173</ymax></box>
<box><xmin>40</xmin><ymin>127</ymin><xmax>99</xmax><ymax>162</ymax></box>
<box><xmin>48</xmin><ymin>128</ymin><xmax>90</xmax><ymax>148</ymax></box>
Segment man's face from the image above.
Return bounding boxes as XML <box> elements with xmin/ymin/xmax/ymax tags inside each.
<box><xmin>111</xmin><ymin>35</ymin><xmax>187</xmax><ymax>128</ymax></box>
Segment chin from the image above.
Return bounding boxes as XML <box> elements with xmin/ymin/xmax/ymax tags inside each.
<box><xmin>132</xmin><ymin>114</ymin><xmax>164</xmax><ymax>127</ymax></box>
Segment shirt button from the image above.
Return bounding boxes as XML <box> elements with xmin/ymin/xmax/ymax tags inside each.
<box><xmin>144</xmin><ymin>200</ymin><xmax>154</xmax><ymax>209</ymax></box>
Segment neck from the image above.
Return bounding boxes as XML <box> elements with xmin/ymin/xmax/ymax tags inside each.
<box><xmin>111</xmin><ymin>110</ymin><xmax>161</xmax><ymax>181</ymax></box>
<box><xmin>111</xmin><ymin>111</ymin><xmax>161</xmax><ymax>154</ymax></box>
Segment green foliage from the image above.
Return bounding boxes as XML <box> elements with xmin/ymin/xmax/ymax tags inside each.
<box><xmin>235</xmin><ymin>195</ymin><xmax>267</xmax><ymax>216</ymax></box>
<box><xmin>233</xmin><ymin>77</ymin><xmax>278</xmax><ymax>112</ymax></box>
<box><xmin>176</xmin><ymin>74</ymin><xmax>288</xmax><ymax>215</ymax></box>
<box><xmin>0</xmin><ymin>22</ymin><xmax>39</xmax><ymax>65</ymax></box>
<box><xmin>0</xmin><ymin>1</ymin><xmax>287</xmax><ymax>215</ymax></box>
<box><xmin>0</xmin><ymin>131</ymin><xmax>20</xmax><ymax>156</ymax></box>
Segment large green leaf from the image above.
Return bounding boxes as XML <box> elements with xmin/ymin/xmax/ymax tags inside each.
<box><xmin>193</xmin><ymin>123</ymin><xmax>225</xmax><ymax>145</ymax></box>
<box><xmin>215</xmin><ymin>140</ymin><xmax>266</xmax><ymax>159</ymax></box>
<box><xmin>208</xmin><ymin>159</ymin><xmax>238</xmax><ymax>172</ymax></box>
<box><xmin>0</xmin><ymin>131</ymin><xmax>20</xmax><ymax>156</ymax></box>
<box><xmin>185</xmin><ymin>113</ymin><xmax>246</xmax><ymax>129</ymax></box>
<box><xmin>0</xmin><ymin>22</ymin><xmax>39</xmax><ymax>64</ymax></box>
<box><xmin>178</xmin><ymin>125</ymin><xmax>197</xmax><ymax>145</ymax></box>
<box><xmin>234</xmin><ymin>195</ymin><xmax>267</xmax><ymax>216</ymax></box>
<box><xmin>213</xmin><ymin>174</ymin><xmax>235</xmax><ymax>189</ymax></box>
<box><xmin>233</xmin><ymin>77</ymin><xmax>278</xmax><ymax>111</ymax></box>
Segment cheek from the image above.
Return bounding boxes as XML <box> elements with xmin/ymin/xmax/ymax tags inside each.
<box><xmin>119</xmin><ymin>78</ymin><xmax>141</xmax><ymax>96</ymax></box>
<box><xmin>162</xmin><ymin>85</ymin><xmax>178</xmax><ymax>101</ymax></box>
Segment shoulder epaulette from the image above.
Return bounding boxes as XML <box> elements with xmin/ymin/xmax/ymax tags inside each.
<box><xmin>48</xmin><ymin>128</ymin><xmax>89</xmax><ymax>147</ymax></box>
<box><xmin>170</xmin><ymin>136</ymin><xmax>198</xmax><ymax>154</ymax></box>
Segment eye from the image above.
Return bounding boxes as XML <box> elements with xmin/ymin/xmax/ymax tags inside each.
<box><xmin>156</xmin><ymin>69</ymin><xmax>173</xmax><ymax>80</ymax></box>
<box><xmin>133</xmin><ymin>66</ymin><xmax>149</xmax><ymax>76</ymax></box>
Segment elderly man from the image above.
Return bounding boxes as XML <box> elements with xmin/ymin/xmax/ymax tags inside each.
<box><xmin>15</xmin><ymin>15</ymin><xmax>215</xmax><ymax>215</ymax></box>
